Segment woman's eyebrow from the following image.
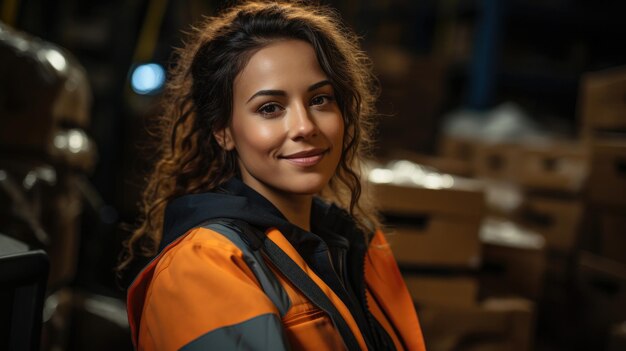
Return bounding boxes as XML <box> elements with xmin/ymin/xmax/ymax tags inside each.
<box><xmin>307</xmin><ymin>79</ymin><xmax>332</xmax><ymax>92</ymax></box>
<box><xmin>246</xmin><ymin>89</ymin><xmax>286</xmax><ymax>103</ymax></box>
<box><xmin>246</xmin><ymin>80</ymin><xmax>332</xmax><ymax>103</ymax></box>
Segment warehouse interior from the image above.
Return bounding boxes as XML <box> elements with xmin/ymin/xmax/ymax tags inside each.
<box><xmin>1</xmin><ymin>0</ymin><xmax>625</xmax><ymax>350</ymax></box>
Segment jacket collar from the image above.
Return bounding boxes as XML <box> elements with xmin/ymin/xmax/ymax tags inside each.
<box><xmin>161</xmin><ymin>178</ymin><xmax>368</xmax><ymax>253</ymax></box>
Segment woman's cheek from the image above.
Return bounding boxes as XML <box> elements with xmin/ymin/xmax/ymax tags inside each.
<box><xmin>241</xmin><ymin>121</ymin><xmax>285</xmax><ymax>151</ymax></box>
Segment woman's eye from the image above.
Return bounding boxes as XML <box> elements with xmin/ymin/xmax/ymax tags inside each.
<box><xmin>311</xmin><ymin>95</ymin><xmax>334</xmax><ymax>106</ymax></box>
<box><xmin>257</xmin><ymin>103</ymin><xmax>283</xmax><ymax>117</ymax></box>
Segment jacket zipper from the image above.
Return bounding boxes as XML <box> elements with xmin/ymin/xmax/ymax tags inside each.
<box><xmin>359</xmin><ymin>250</ymin><xmax>397</xmax><ymax>350</ymax></box>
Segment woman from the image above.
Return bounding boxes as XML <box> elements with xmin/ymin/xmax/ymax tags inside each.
<box><xmin>122</xmin><ymin>1</ymin><xmax>426</xmax><ymax>350</ymax></box>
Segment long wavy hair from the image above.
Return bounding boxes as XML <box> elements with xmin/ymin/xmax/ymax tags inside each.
<box><xmin>118</xmin><ymin>0</ymin><xmax>379</xmax><ymax>272</ymax></box>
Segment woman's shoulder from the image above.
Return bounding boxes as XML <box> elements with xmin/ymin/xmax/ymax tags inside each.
<box><xmin>169</xmin><ymin>224</ymin><xmax>247</xmax><ymax>252</ymax></box>
<box><xmin>154</xmin><ymin>225</ymin><xmax>252</xmax><ymax>273</ymax></box>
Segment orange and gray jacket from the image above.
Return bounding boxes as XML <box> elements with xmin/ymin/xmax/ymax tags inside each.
<box><xmin>127</xmin><ymin>179</ymin><xmax>426</xmax><ymax>350</ymax></box>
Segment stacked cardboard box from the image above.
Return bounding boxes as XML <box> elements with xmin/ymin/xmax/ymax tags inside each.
<box><xmin>386</xmin><ymin>149</ymin><xmax>474</xmax><ymax>178</ymax></box>
<box><xmin>580</xmin><ymin>67</ymin><xmax>626</xmax><ymax>266</ymax></box>
<box><xmin>514</xmin><ymin>142</ymin><xmax>587</xmax><ymax>257</ymax></box>
<box><xmin>575</xmin><ymin>253</ymin><xmax>626</xmax><ymax>349</ymax></box>
<box><xmin>418</xmin><ymin>298</ymin><xmax>535</xmax><ymax>351</ymax></box>
<box><xmin>580</xmin><ymin>66</ymin><xmax>626</xmax><ymax>136</ymax></box>
<box><xmin>519</xmin><ymin>196</ymin><xmax>584</xmax><ymax>254</ymax></box>
<box><xmin>516</xmin><ymin>142</ymin><xmax>588</xmax><ymax>194</ymax></box>
<box><xmin>574</xmin><ymin>66</ymin><xmax>626</xmax><ymax>348</ymax></box>
<box><xmin>438</xmin><ymin>136</ymin><xmax>478</xmax><ymax>177</ymax></box>
<box><xmin>479</xmin><ymin>217</ymin><xmax>547</xmax><ymax>299</ymax></box>
<box><xmin>473</xmin><ymin>142</ymin><xmax>523</xmax><ymax>181</ymax></box>
<box><xmin>425</xmin><ymin>66</ymin><xmax>626</xmax><ymax>349</ymax></box>
<box><xmin>587</xmin><ymin>137</ymin><xmax>626</xmax><ymax>210</ymax></box>
<box><xmin>369</xmin><ymin>173</ymin><xmax>485</xmax><ymax>307</ymax></box>
<box><xmin>585</xmin><ymin>136</ymin><xmax>626</xmax><ymax>266</ymax></box>
<box><xmin>441</xmin><ymin>136</ymin><xmax>588</xmax><ymax>269</ymax></box>
<box><xmin>369</xmin><ymin>163</ymin><xmax>536</xmax><ymax>350</ymax></box>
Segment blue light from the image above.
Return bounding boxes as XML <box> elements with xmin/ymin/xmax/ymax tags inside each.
<box><xmin>131</xmin><ymin>63</ymin><xmax>165</xmax><ymax>95</ymax></box>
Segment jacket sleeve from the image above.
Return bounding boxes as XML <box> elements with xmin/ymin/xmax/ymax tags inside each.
<box><xmin>138</xmin><ymin>228</ymin><xmax>290</xmax><ymax>351</ymax></box>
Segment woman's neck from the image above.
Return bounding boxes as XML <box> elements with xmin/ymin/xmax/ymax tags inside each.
<box><xmin>272</xmin><ymin>193</ymin><xmax>313</xmax><ymax>231</ymax></box>
<box><xmin>251</xmin><ymin>185</ymin><xmax>313</xmax><ymax>231</ymax></box>
<box><xmin>238</xmin><ymin>173</ymin><xmax>314</xmax><ymax>231</ymax></box>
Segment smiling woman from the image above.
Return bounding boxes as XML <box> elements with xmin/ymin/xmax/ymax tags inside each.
<box><xmin>119</xmin><ymin>1</ymin><xmax>426</xmax><ymax>350</ymax></box>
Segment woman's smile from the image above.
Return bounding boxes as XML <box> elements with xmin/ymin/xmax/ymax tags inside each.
<box><xmin>279</xmin><ymin>148</ymin><xmax>330</xmax><ymax>167</ymax></box>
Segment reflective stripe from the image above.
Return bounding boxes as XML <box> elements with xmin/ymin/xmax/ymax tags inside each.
<box><xmin>203</xmin><ymin>222</ymin><xmax>292</xmax><ymax>317</ymax></box>
<box><xmin>180</xmin><ymin>313</ymin><xmax>289</xmax><ymax>351</ymax></box>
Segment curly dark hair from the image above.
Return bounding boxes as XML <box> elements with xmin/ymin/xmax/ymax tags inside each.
<box><xmin>118</xmin><ymin>0</ymin><xmax>380</xmax><ymax>272</ymax></box>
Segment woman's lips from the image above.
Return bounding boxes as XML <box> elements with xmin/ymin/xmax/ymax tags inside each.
<box><xmin>280</xmin><ymin>148</ymin><xmax>328</xmax><ymax>167</ymax></box>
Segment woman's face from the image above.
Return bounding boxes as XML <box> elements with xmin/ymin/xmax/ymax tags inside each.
<box><xmin>222</xmin><ymin>39</ymin><xmax>344</xmax><ymax>203</ymax></box>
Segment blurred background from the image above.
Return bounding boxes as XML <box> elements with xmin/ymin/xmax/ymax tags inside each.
<box><xmin>1</xmin><ymin>0</ymin><xmax>625</xmax><ymax>350</ymax></box>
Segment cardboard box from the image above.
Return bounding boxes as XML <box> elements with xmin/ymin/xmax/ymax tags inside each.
<box><xmin>418</xmin><ymin>297</ymin><xmax>535</xmax><ymax>351</ymax></box>
<box><xmin>480</xmin><ymin>243</ymin><xmax>547</xmax><ymax>299</ymax></box>
<box><xmin>576</xmin><ymin>252</ymin><xmax>626</xmax><ymax>348</ymax></box>
<box><xmin>483</xmin><ymin>179</ymin><xmax>525</xmax><ymax>218</ymax></box>
<box><xmin>517</xmin><ymin>142</ymin><xmax>589</xmax><ymax>193</ymax></box>
<box><xmin>385</xmin><ymin>149</ymin><xmax>474</xmax><ymax>177</ymax></box>
<box><xmin>480</xmin><ymin>218</ymin><xmax>547</xmax><ymax>298</ymax></box>
<box><xmin>474</xmin><ymin>142</ymin><xmax>522</xmax><ymax>181</ymax></box>
<box><xmin>370</xmin><ymin>172</ymin><xmax>485</xmax><ymax>269</ymax></box>
<box><xmin>520</xmin><ymin>196</ymin><xmax>584</xmax><ymax>252</ymax></box>
<box><xmin>403</xmin><ymin>275</ymin><xmax>478</xmax><ymax>308</ymax></box>
<box><xmin>439</xmin><ymin>135</ymin><xmax>479</xmax><ymax>164</ymax></box>
<box><xmin>580</xmin><ymin>66</ymin><xmax>626</xmax><ymax>133</ymax></box>
<box><xmin>371</xmin><ymin>180</ymin><xmax>485</xmax><ymax>218</ymax></box>
<box><xmin>578</xmin><ymin>251</ymin><xmax>626</xmax><ymax>310</ymax></box>
<box><xmin>387</xmin><ymin>216</ymin><xmax>481</xmax><ymax>268</ymax></box>
<box><xmin>587</xmin><ymin>137</ymin><xmax>626</xmax><ymax>207</ymax></box>
<box><xmin>598</xmin><ymin>213</ymin><xmax>626</xmax><ymax>265</ymax></box>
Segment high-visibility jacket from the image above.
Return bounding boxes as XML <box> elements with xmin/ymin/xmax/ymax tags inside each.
<box><xmin>127</xmin><ymin>179</ymin><xmax>426</xmax><ymax>350</ymax></box>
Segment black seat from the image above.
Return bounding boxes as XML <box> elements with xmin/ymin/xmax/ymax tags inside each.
<box><xmin>0</xmin><ymin>234</ymin><xmax>49</xmax><ymax>351</ymax></box>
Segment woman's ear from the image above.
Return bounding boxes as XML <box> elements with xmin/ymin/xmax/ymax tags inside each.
<box><xmin>214</xmin><ymin>127</ymin><xmax>235</xmax><ymax>151</ymax></box>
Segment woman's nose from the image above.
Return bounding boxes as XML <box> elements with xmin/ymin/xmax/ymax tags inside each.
<box><xmin>288</xmin><ymin>103</ymin><xmax>318</xmax><ymax>140</ymax></box>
